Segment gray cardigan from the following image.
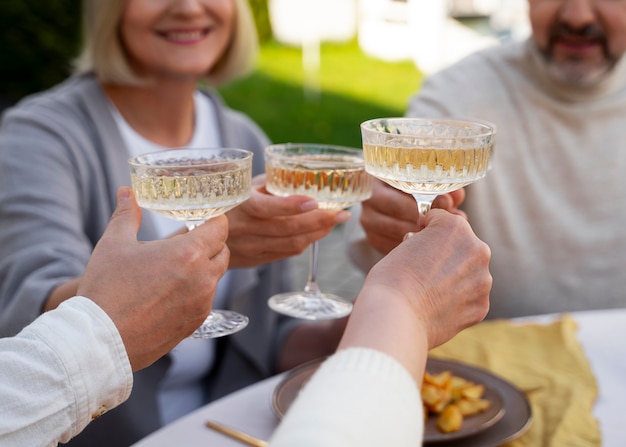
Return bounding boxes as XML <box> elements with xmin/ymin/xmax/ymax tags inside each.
<box><xmin>0</xmin><ymin>74</ymin><xmax>295</xmax><ymax>446</ymax></box>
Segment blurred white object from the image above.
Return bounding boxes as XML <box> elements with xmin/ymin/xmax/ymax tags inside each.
<box><xmin>357</xmin><ymin>0</ymin><xmax>413</xmax><ymax>62</ymax></box>
<box><xmin>407</xmin><ymin>1</ymin><xmax>452</xmax><ymax>74</ymax></box>
<box><xmin>269</xmin><ymin>0</ymin><xmax>358</xmax><ymax>97</ymax></box>
<box><xmin>358</xmin><ymin>0</ymin><xmax>499</xmax><ymax>74</ymax></box>
<box><xmin>269</xmin><ymin>0</ymin><xmax>529</xmax><ymax>75</ymax></box>
<box><xmin>269</xmin><ymin>0</ymin><xmax>357</xmax><ymax>46</ymax></box>
<box><xmin>411</xmin><ymin>15</ymin><xmax>499</xmax><ymax>75</ymax></box>
<box><xmin>448</xmin><ymin>0</ymin><xmax>499</xmax><ymax>17</ymax></box>
<box><xmin>490</xmin><ymin>0</ymin><xmax>530</xmax><ymax>41</ymax></box>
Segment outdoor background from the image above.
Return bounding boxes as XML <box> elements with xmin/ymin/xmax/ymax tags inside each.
<box><xmin>0</xmin><ymin>0</ymin><xmax>425</xmax><ymax>149</ymax></box>
<box><xmin>0</xmin><ymin>0</ymin><xmax>526</xmax><ymax>147</ymax></box>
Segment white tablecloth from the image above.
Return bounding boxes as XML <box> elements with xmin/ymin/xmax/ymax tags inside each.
<box><xmin>132</xmin><ymin>309</ymin><xmax>626</xmax><ymax>447</ymax></box>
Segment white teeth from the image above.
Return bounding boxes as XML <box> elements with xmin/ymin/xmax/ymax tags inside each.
<box><xmin>166</xmin><ymin>31</ymin><xmax>205</xmax><ymax>41</ymax></box>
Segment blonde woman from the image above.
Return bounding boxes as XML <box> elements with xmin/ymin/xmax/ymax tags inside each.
<box><xmin>0</xmin><ymin>1</ymin><xmax>348</xmax><ymax>445</ymax></box>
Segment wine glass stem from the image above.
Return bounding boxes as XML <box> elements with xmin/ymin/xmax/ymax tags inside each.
<box><xmin>186</xmin><ymin>220</ymin><xmax>206</xmax><ymax>231</ymax></box>
<box><xmin>303</xmin><ymin>241</ymin><xmax>321</xmax><ymax>296</ymax></box>
<box><xmin>412</xmin><ymin>194</ymin><xmax>436</xmax><ymax>229</ymax></box>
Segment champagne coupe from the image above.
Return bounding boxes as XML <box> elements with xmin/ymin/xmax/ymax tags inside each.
<box><xmin>360</xmin><ymin>117</ymin><xmax>495</xmax><ymax>225</ymax></box>
<box><xmin>128</xmin><ymin>148</ymin><xmax>253</xmax><ymax>339</ymax></box>
<box><xmin>264</xmin><ymin>143</ymin><xmax>373</xmax><ymax>320</ymax></box>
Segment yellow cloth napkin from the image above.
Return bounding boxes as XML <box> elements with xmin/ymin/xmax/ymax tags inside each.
<box><xmin>429</xmin><ymin>314</ymin><xmax>600</xmax><ymax>447</ymax></box>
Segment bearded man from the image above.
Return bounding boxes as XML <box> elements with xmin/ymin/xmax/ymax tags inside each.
<box><xmin>347</xmin><ymin>0</ymin><xmax>626</xmax><ymax>318</ymax></box>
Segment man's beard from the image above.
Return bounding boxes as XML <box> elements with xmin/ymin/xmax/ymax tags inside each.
<box><xmin>539</xmin><ymin>22</ymin><xmax>616</xmax><ymax>86</ymax></box>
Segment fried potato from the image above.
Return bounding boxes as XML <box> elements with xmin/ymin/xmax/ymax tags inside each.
<box><xmin>436</xmin><ymin>404</ymin><xmax>463</xmax><ymax>433</ymax></box>
<box><xmin>421</xmin><ymin>369</ymin><xmax>491</xmax><ymax>434</ymax></box>
<box><xmin>422</xmin><ymin>383</ymin><xmax>443</xmax><ymax>407</ymax></box>
<box><xmin>455</xmin><ymin>398</ymin><xmax>491</xmax><ymax>416</ymax></box>
<box><xmin>424</xmin><ymin>370</ymin><xmax>453</xmax><ymax>387</ymax></box>
<box><xmin>461</xmin><ymin>383</ymin><xmax>485</xmax><ymax>400</ymax></box>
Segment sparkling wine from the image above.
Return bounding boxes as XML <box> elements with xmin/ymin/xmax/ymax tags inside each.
<box><xmin>131</xmin><ymin>165</ymin><xmax>251</xmax><ymax>222</ymax></box>
<box><xmin>265</xmin><ymin>154</ymin><xmax>372</xmax><ymax>210</ymax></box>
<box><xmin>362</xmin><ymin>142</ymin><xmax>493</xmax><ymax>195</ymax></box>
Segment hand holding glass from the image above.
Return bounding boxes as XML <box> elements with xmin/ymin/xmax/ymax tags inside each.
<box><xmin>264</xmin><ymin>143</ymin><xmax>373</xmax><ymax>320</ymax></box>
<box><xmin>360</xmin><ymin>118</ymin><xmax>495</xmax><ymax>225</ymax></box>
<box><xmin>128</xmin><ymin>148</ymin><xmax>252</xmax><ymax>338</ymax></box>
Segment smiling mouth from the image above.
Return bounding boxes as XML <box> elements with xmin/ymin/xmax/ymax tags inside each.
<box><xmin>557</xmin><ymin>37</ymin><xmax>600</xmax><ymax>50</ymax></box>
<box><xmin>159</xmin><ymin>28</ymin><xmax>211</xmax><ymax>43</ymax></box>
<box><xmin>551</xmin><ymin>37</ymin><xmax>610</xmax><ymax>62</ymax></box>
<box><xmin>549</xmin><ymin>23</ymin><xmax>607</xmax><ymax>56</ymax></box>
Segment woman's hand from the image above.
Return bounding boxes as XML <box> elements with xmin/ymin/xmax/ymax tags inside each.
<box><xmin>339</xmin><ymin>209</ymin><xmax>491</xmax><ymax>380</ymax></box>
<box><xmin>225</xmin><ymin>175</ymin><xmax>350</xmax><ymax>268</ymax></box>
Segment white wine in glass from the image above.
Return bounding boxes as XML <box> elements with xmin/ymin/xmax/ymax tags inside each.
<box><xmin>128</xmin><ymin>148</ymin><xmax>252</xmax><ymax>338</ymax></box>
<box><xmin>360</xmin><ymin>117</ymin><xmax>495</xmax><ymax>224</ymax></box>
<box><xmin>265</xmin><ymin>143</ymin><xmax>373</xmax><ymax>320</ymax></box>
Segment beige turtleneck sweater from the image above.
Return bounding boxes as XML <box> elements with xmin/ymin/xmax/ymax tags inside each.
<box><xmin>348</xmin><ymin>38</ymin><xmax>626</xmax><ymax>318</ymax></box>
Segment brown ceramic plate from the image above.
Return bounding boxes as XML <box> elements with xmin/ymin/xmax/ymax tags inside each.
<box><xmin>272</xmin><ymin>357</ymin><xmax>531</xmax><ymax>446</ymax></box>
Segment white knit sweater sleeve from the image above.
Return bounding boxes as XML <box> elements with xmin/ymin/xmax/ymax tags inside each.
<box><xmin>0</xmin><ymin>296</ymin><xmax>133</xmax><ymax>446</ymax></box>
<box><xmin>269</xmin><ymin>348</ymin><xmax>424</xmax><ymax>447</ymax></box>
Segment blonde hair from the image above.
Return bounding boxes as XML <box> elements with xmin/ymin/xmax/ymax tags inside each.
<box><xmin>74</xmin><ymin>0</ymin><xmax>258</xmax><ymax>87</ymax></box>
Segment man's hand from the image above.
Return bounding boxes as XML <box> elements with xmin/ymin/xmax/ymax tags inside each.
<box><xmin>78</xmin><ymin>187</ymin><xmax>230</xmax><ymax>371</ymax></box>
<box><xmin>360</xmin><ymin>179</ymin><xmax>466</xmax><ymax>255</ymax></box>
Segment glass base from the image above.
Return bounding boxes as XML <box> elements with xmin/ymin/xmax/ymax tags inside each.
<box><xmin>191</xmin><ymin>310</ymin><xmax>249</xmax><ymax>339</ymax></box>
<box><xmin>268</xmin><ymin>292</ymin><xmax>353</xmax><ymax>320</ymax></box>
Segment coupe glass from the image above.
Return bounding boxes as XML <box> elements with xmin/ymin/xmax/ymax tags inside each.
<box><xmin>360</xmin><ymin>117</ymin><xmax>495</xmax><ymax>225</ymax></box>
<box><xmin>264</xmin><ymin>143</ymin><xmax>373</xmax><ymax>320</ymax></box>
<box><xmin>128</xmin><ymin>148</ymin><xmax>253</xmax><ymax>338</ymax></box>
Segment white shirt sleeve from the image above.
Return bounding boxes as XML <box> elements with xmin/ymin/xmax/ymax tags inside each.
<box><xmin>0</xmin><ymin>296</ymin><xmax>133</xmax><ymax>447</ymax></box>
<box><xmin>269</xmin><ymin>348</ymin><xmax>424</xmax><ymax>447</ymax></box>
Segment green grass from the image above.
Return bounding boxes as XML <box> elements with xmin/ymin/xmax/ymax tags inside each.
<box><xmin>218</xmin><ymin>39</ymin><xmax>423</xmax><ymax>148</ymax></box>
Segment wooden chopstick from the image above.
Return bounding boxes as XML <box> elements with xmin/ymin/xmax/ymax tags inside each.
<box><xmin>205</xmin><ymin>420</ymin><xmax>269</xmax><ymax>447</ymax></box>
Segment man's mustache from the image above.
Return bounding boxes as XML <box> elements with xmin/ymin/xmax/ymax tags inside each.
<box><xmin>546</xmin><ymin>22</ymin><xmax>609</xmax><ymax>60</ymax></box>
<box><xmin>549</xmin><ymin>22</ymin><xmax>606</xmax><ymax>43</ymax></box>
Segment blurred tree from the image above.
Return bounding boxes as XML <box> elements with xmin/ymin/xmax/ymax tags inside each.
<box><xmin>0</xmin><ymin>0</ymin><xmax>81</xmax><ymax>107</ymax></box>
<box><xmin>247</xmin><ymin>0</ymin><xmax>273</xmax><ymax>42</ymax></box>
